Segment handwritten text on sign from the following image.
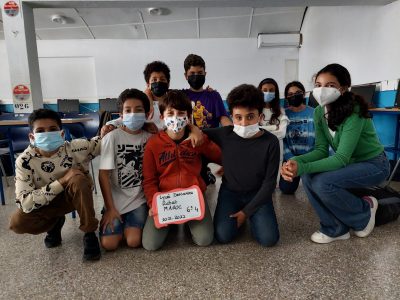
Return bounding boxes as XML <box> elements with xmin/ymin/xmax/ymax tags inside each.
<box><xmin>152</xmin><ymin>185</ymin><xmax>205</xmax><ymax>229</ymax></box>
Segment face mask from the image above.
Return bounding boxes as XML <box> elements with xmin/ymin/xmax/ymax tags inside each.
<box><xmin>151</xmin><ymin>82</ymin><xmax>169</xmax><ymax>97</ymax></box>
<box><xmin>34</xmin><ymin>131</ymin><xmax>64</xmax><ymax>152</ymax></box>
<box><xmin>233</xmin><ymin>123</ymin><xmax>260</xmax><ymax>139</ymax></box>
<box><xmin>287</xmin><ymin>93</ymin><xmax>304</xmax><ymax>107</ymax></box>
<box><xmin>123</xmin><ymin>113</ymin><xmax>146</xmax><ymax>131</ymax></box>
<box><xmin>164</xmin><ymin>116</ymin><xmax>189</xmax><ymax>133</ymax></box>
<box><xmin>187</xmin><ymin>75</ymin><xmax>206</xmax><ymax>90</ymax></box>
<box><xmin>263</xmin><ymin>92</ymin><xmax>275</xmax><ymax>103</ymax></box>
<box><xmin>312</xmin><ymin>87</ymin><xmax>341</xmax><ymax>106</ymax></box>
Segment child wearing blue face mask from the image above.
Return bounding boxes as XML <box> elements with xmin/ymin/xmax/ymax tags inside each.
<box><xmin>98</xmin><ymin>89</ymin><xmax>152</xmax><ymax>251</ymax></box>
<box><xmin>10</xmin><ymin>108</ymin><xmax>104</xmax><ymax>261</ymax></box>
<box><xmin>258</xmin><ymin>78</ymin><xmax>289</xmax><ymax>177</ymax></box>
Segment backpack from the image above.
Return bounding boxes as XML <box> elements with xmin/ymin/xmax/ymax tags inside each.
<box><xmin>348</xmin><ymin>186</ymin><xmax>400</xmax><ymax>226</ymax></box>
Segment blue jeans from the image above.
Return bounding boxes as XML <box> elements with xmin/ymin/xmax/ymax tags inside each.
<box><xmin>214</xmin><ymin>184</ymin><xmax>279</xmax><ymax>247</ymax></box>
<box><xmin>279</xmin><ymin>175</ymin><xmax>301</xmax><ymax>194</ymax></box>
<box><xmin>301</xmin><ymin>152</ymin><xmax>390</xmax><ymax>237</ymax></box>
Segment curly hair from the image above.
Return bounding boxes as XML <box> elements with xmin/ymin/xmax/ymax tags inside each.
<box><xmin>315</xmin><ymin>63</ymin><xmax>371</xmax><ymax>131</ymax></box>
<box><xmin>227</xmin><ymin>84</ymin><xmax>264</xmax><ymax>114</ymax></box>
<box><xmin>258</xmin><ymin>78</ymin><xmax>281</xmax><ymax>125</ymax></box>
<box><xmin>143</xmin><ymin>61</ymin><xmax>171</xmax><ymax>84</ymax></box>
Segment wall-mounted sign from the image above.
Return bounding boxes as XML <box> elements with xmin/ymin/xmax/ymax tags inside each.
<box><xmin>13</xmin><ymin>84</ymin><xmax>32</xmax><ymax>113</ymax></box>
<box><xmin>4</xmin><ymin>1</ymin><xmax>19</xmax><ymax>17</ymax></box>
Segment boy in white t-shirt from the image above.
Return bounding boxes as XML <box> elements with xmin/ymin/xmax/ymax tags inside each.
<box><xmin>99</xmin><ymin>88</ymin><xmax>152</xmax><ymax>250</ymax></box>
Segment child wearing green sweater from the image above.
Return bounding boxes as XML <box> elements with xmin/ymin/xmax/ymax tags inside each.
<box><xmin>281</xmin><ymin>63</ymin><xmax>390</xmax><ymax>244</ymax></box>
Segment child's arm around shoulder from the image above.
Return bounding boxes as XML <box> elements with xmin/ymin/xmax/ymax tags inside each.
<box><xmin>198</xmin><ymin>133</ymin><xmax>222</xmax><ymax>165</ymax></box>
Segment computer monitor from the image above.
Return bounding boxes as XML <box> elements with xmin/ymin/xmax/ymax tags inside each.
<box><xmin>57</xmin><ymin>99</ymin><xmax>80</xmax><ymax>113</ymax></box>
<box><xmin>307</xmin><ymin>92</ymin><xmax>319</xmax><ymax>108</ymax></box>
<box><xmin>99</xmin><ymin>98</ymin><xmax>119</xmax><ymax>113</ymax></box>
<box><xmin>350</xmin><ymin>84</ymin><xmax>376</xmax><ymax>108</ymax></box>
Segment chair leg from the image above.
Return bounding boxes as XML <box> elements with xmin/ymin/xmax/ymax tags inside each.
<box><xmin>0</xmin><ymin>160</ymin><xmax>9</xmax><ymax>187</ymax></box>
<box><xmin>90</xmin><ymin>160</ymin><xmax>97</xmax><ymax>195</ymax></box>
<box><xmin>0</xmin><ymin>175</ymin><xmax>5</xmax><ymax>205</ymax></box>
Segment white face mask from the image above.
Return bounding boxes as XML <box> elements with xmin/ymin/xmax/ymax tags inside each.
<box><xmin>233</xmin><ymin>123</ymin><xmax>260</xmax><ymax>139</ymax></box>
<box><xmin>312</xmin><ymin>87</ymin><xmax>341</xmax><ymax>106</ymax></box>
<box><xmin>164</xmin><ymin>115</ymin><xmax>188</xmax><ymax>133</ymax></box>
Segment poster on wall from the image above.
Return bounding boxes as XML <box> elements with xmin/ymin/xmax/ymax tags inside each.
<box><xmin>3</xmin><ymin>1</ymin><xmax>20</xmax><ymax>17</ymax></box>
<box><xmin>13</xmin><ymin>84</ymin><xmax>33</xmax><ymax>113</ymax></box>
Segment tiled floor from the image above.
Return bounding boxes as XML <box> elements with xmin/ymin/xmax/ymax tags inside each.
<box><xmin>0</xmin><ymin>160</ymin><xmax>399</xmax><ymax>299</ymax></box>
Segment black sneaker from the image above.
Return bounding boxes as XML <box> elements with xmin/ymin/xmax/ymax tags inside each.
<box><xmin>44</xmin><ymin>216</ymin><xmax>66</xmax><ymax>248</ymax></box>
<box><xmin>83</xmin><ymin>232</ymin><xmax>101</xmax><ymax>261</ymax></box>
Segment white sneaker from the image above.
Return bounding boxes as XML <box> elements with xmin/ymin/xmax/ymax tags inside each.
<box><xmin>354</xmin><ymin>196</ymin><xmax>378</xmax><ymax>238</ymax></box>
<box><xmin>310</xmin><ymin>231</ymin><xmax>350</xmax><ymax>244</ymax></box>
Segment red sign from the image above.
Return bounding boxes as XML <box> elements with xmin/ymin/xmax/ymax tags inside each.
<box><xmin>4</xmin><ymin>1</ymin><xmax>19</xmax><ymax>17</ymax></box>
<box><xmin>13</xmin><ymin>84</ymin><xmax>30</xmax><ymax>101</ymax></box>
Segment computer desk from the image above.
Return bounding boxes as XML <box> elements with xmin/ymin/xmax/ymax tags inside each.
<box><xmin>369</xmin><ymin>108</ymin><xmax>400</xmax><ymax>183</ymax></box>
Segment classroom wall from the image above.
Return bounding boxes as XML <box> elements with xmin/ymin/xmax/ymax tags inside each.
<box><xmin>0</xmin><ymin>38</ymin><xmax>299</xmax><ymax>107</ymax></box>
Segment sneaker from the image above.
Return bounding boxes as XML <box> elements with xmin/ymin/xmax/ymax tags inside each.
<box><xmin>83</xmin><ymin>232</ymin><xmax>101</xmax><ymax>261</ymax></box>
<box><xmin>354</xmin><ymin>196</ymin><xmax>378</xmax><ymax>238</ymax></box>
<box><xmin>44</xmin><ymin>216</ymin><xmax>65</xmax><ymax>248</ymax></box>
<box><xmin>310</xmin><ymin>231</ymin><xmax>350</xmax><ymax>244</ymax></box>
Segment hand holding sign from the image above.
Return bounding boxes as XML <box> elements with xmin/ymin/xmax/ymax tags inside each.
<box><xmin>152</xmin><ymin>185</ymin><xmax>205</xmax><ymax>229</ymax></box>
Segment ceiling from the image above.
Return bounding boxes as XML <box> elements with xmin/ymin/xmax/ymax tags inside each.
<box><xmin>0</xmin><ymin>0</ymin><xmax>396</xmax><ymax>40</ymax></box>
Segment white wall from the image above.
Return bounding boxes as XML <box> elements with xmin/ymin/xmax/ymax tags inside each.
<box><xmin>299</xmin><ymin>1</ymin><xmax>400</xmax><ymax>91</ymax></box>
<box><xmin>0</xmin><ymin>38</ymin><xmax>298</xmax><ymax>103</ymax></box>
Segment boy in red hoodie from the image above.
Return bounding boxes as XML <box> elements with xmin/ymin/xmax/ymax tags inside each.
<box><xmin>142</xmin><ymin>90</ymin><xmax>221</xmax><ymax>250</ymax></box>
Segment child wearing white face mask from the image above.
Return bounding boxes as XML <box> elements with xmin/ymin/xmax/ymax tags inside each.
<box><xmin>204</xmin><ymin>84</ymin><xmax>280</xmax><ymax>247</ymax></box>
<box><xmin>281</xmin><ymin>63</ymin><xmax>390</xmax><ymax>244</ymax></box>
<box><xmin>98</xmin><ymin>89</ymin><xmax>153</xmax><ymax>251</ymax></box>
<box><xmin>141</xmin><ymin>90</ymin><xmax>222</xmax><ymax>251</ymax></box>
<box><xmin>258</xmin><ymin>78</ymin><xmax>289</xmax><ymax>174</ymax></box>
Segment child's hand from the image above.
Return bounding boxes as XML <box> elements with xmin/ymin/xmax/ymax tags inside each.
<box><xmin>281</xmin><ymin>160</ymin><xmax>298</xmax><ymax>181</ymax></box>
<box><xmin>215</xmin><ymin>167</ymin><xmax>224</xmax><ymax>177</ymax></box>
<box><xmin>230</xmin><ymin>210</ymin><xmax>246</xmax><ymax>228</ymax></box>
<box><xmin>142</xmin><ymin>122</ymin><xmax>158</xmax><ymax>134</ymax></box>
<box><xmin>188</xmin><ymin>124</ymin><xmax>204</xmax><ymax>148</ymax></box>
<box><xmin>148</xmin><ymin>208</ymin><xmax>154</xmax><ymax>217</ymax></box>
<box><xmin>100</xmin><ymin>208</ymin><xmax>122</xmax><ymax>233</ymax></box>
<box><xmin>100</xmin><ymin>124</ymin><xmax>115</xmax><ymax>138</ymax></box>
<box><xmin>58</xmin><ymin>168</ymin><xmax>84</xmax><ymax>186</ymax></box>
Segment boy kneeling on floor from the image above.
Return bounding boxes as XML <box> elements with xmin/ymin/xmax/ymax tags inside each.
<box><xmin>10</xmin><ymin>109</ymin><xmax>103</xmax><ymax>261</ymax></box>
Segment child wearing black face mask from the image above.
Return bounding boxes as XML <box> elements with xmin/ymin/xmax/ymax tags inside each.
<box><xmin>279</xmin><ymin>81</ymin><xmax>315</xmax><ymax>194</ymax></box>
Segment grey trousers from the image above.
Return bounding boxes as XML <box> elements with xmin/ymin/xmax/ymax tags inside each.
<box><xmin>142</xmin><ymin>199</ymin><xmax>214</xmax><ymax>250</ymax></box>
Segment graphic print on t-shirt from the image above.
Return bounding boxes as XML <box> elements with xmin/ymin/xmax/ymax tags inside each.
<box><xmin>288</xmin><ymin>119</ymin><xmax>310</xmax><ymax>146</ymax></box>
<box><xmin>116</xmin><ymin>144</ymin><xmax>145</xmax><ymax>189</ymax></box>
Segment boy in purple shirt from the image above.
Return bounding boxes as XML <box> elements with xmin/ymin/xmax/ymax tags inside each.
<box><xmin>183</xmin><ymin>54</ymin><xmax>232</xmax><ymax>129</ymax></box>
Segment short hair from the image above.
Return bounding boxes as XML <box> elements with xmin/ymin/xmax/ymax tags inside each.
<box><xmin>227</xmin><ymin>84</ymin><xmax>264</xmax><ymax>114</ymax></box>
<box><xmin>143</xmin><ymin>61</ymin><xmax>171</xmax><ymax>84</ymax></box>
<box><xmin>184</xmin><ymin>54</ymin><xmax>206</xmax><ymax>73</ymax></box>
<box><xmin>284</xmin><ymin>81</ymin><xmax>306</xmax><ymax>98</ymax></box>
<box><xmin>117</xmin><ymin>88</ymin><xmax>151</xmax><ymax>113</ymax></box>
<box><xmin>28</xmin><ymin>108</ymin><xmax>62</xmax><ymax>131</ymax></box>
<box><xmin>159</xmin><ymin>90</ymin><xmax>193</xmax><ymax>116</ymax></box>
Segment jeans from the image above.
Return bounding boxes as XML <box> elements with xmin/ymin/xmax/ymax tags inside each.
<box><xmin>214</xmin><ymin>184</ymin><xmax>279</xmax><ymax>247</ymax></box>
<box><xmin>301</xmin><ymin>152</ymin><xmax>390</xmax><ymax>237</ymax></box>
<box><xmin>279</xmin><ymin>175</ymin><xmax>301</xmax><ymax>194</ymax></box>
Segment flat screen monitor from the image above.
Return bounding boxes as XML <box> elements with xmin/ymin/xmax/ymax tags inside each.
<box><xmin>307</xmin><ymin>92</ymin><xmax>319</xmax><ymax>108</ymax></box>
<box><xmin>99</xmin><ymin>98</ymin><xmax>119</xmax><ymax>113</ymax></box>
<box><xmin>351</xmin><ymin>84</ymin><xmax>376</xmax><ymax>108</ymax></box>
<box><xmin>57</xmin><ymin>99</ymin><xmax>80</xmax><ymax>113</ymax></box>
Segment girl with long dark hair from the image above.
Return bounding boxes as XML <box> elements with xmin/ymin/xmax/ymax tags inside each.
<box><xmin>281</xmin><ymin>63</ymin><xmax>390</xmax><ymax>244</ymax></box>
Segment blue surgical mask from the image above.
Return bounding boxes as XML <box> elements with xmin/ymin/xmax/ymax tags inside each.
<box><xmin>34</xmin><ymin>131</ymin><xmax>64</xmax><ymax>152</ymax></box>
<box><xmin>123</xmin><ymin>113</ymin><xmax>146</xmax><ymax>131</ymax></box>
<box><xmin>263</xmin><ymin>92</ymin><xmax>275</xmax><ymax>103</ymax></box>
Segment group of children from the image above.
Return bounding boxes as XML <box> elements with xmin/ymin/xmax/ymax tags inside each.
<box><xmin>9</xmin><ymin>54</ymin><xmax>390</xmax><ymax>261</ymax></box>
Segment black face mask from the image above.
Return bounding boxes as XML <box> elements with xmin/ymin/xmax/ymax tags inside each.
<box><xmin>287</xmin><ymin>93</ymin><xmax>304</xmax><ymax>107</ymax></box>
<box><xmin>187</xmin><ymin>75</ymin><xmax>206</xmax><ymax>90</ymax></box>
<box><xmin>151</xmin><ymin>82</ymin><xmax>168</xmax><ymax>97</ymax></box>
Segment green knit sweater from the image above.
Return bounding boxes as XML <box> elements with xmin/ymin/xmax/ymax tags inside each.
<box><xmin>292</xmin><ymin>106</ymin><xmax>384</xmax><ymax>176</ymax></box>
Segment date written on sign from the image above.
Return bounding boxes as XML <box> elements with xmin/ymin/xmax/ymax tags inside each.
<box><xmin>152</xmin><ymin>185</ymin><xmax>205</xmax><ymax>229</ymax></box>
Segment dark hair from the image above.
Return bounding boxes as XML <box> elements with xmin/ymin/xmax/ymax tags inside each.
<box><xmin>159</xmin><ymin>90</ymin><xmax>193</xmax><ymax>116</ymax></box>
<box><xmin>227</xmin><ymin>84</ymin><xmax>264</xmax><ymax>114</ymax></box>
<box><xmin>143</xmin><ymin>61</ymin><xmax>171</xmax><ymax>84</ymax></box>
<box><xmin>315</xmin><ymin>63</ymin><xmax>371</xmax><ymax>130</ymax></box>
<box><xmin>258</xmin><ymin>78</ymin><xmax>281</xmax><ymax>125</ymax></box>
<box><xmin>184</xmin><ymin>54</ymin><xmax>206</xmax><ymax>73</ymax></box>
<box><xmin>284</xmin><ymin>81</ymin><xmax>306</xmax><ymax>98</ymax></box>
<box><xmin>117</xmin><ymin>88</ymin><xmax>151</xmax><ymax>113</ymax></box>
<box><xmin>28</xmin><ymin>108</ymin><xmax>62</xmax><ymax>131</ymax></box>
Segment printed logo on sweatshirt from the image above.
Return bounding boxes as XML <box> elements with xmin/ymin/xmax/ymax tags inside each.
<box><xmin>159</xmin><ymin>150</ymin><xmax>176</xmax><ymax>166</ymax></box>
<box><xmin>41</xmin><ymin>161</ymin><xmax>55</xmax><ymax>173</ymax></box>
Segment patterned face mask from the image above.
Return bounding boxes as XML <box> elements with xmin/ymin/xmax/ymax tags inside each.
<box><xmin>164</xmin><ymin>116</ymin><xmax>189</xmax><ymax>133</ymax></box>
